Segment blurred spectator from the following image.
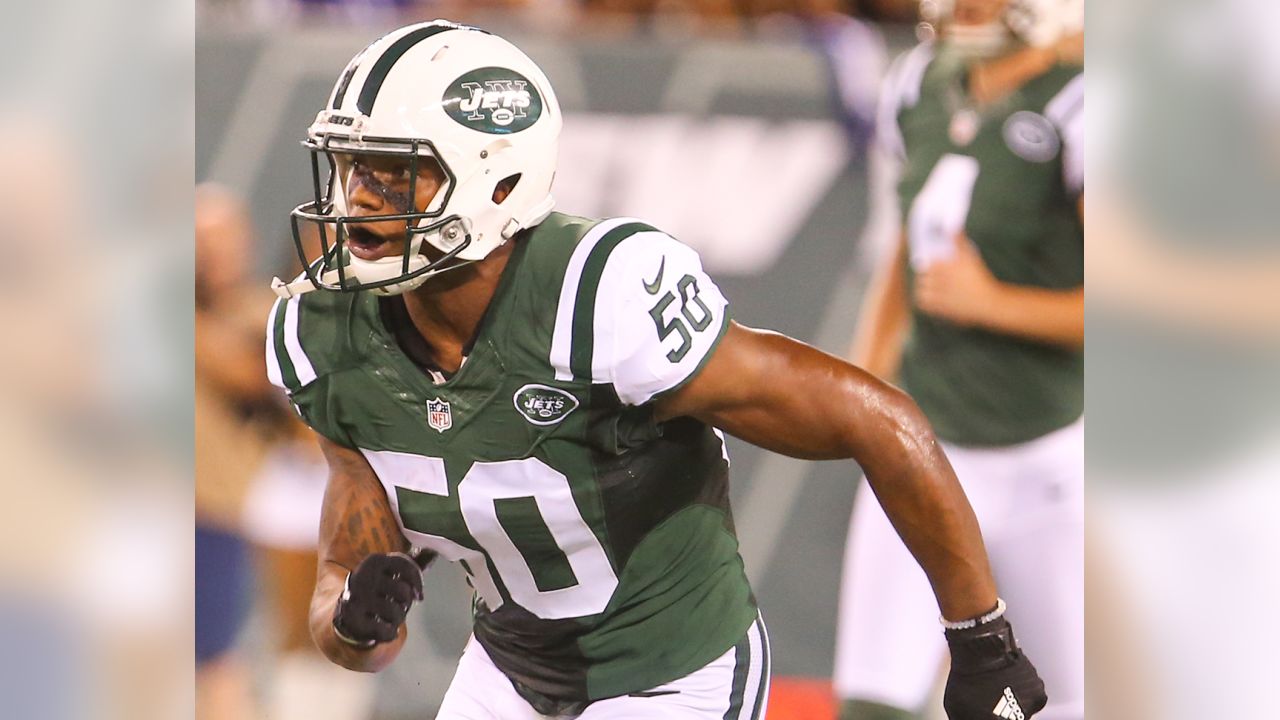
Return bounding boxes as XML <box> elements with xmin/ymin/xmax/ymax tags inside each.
<box><xmin>0</xmin><ymin>118</ymin><xmax>99</xmax><ymax>720</ymax></box>
<box><xmin>831</xmin><ymin>2</ymin><xmax>1084</xmax><ymax>719</ymax></box>
<box><xmin>241</xmin><ymin>223</ymin><xmax>379</xmax><ymax>720</ymax></box>
<box><xmin>579</xmin><ymin>0</ymin><xmax>741</xmax><ymax>35</ymax></box>
<box><xmin>803</xmin><ymin>2</ymin><xmax>891</xmax><ymax>148</ymax></box>
<box><xmin>200</xmin><ymin>0</ymin><xmax>554</xmax><ymax>28</ymax></box>
<box><xmin>197</xmin><ymin>0</ymin><xmax>921</xmax><ymax>32</ymax></box>
<box><xmin>195</xmin><ymin>183</ymin><xmax>279</xmax><ymax>720</ymax></box>
<box><xmin>243</xmin><ymin>421</ymin><xmax>379</xmax><ymax>720</ymax></box>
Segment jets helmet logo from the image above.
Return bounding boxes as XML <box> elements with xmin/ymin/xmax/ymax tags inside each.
<box><xmin>426</xmin><ymin>397</ymin><xmax>453</xmax><ymax>433</ymax></box>
<box><xmin>443</xmin><ymin>67</ymin><xmax>543</xmax><ymax>134</ymax></box>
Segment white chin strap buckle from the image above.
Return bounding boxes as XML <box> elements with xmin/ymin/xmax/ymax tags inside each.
<box><xmin>271</xmin><ymin>273</ymin><xmax>329</xmax><ymax>299</ymax></box>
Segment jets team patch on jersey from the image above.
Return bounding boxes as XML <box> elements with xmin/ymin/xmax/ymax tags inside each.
<box><xmin>513</xmin><ymin>384</ymin><xmax>579</xmax><ymax>426</ymax></box>
<box><xmin>1002</xmin><ymin>111</ymin><xmax>1060</xmax><ymax>163</ymax></box>
<box><xmin>443</xmin><ymin>66</ymin><xmax>542</xmax><ymax>134</ymax></box>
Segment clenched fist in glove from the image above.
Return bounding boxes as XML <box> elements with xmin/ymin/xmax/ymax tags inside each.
<box><xmin>943</xmin><ymin>601</ymin><xmax>1047</xmax><ymax>719</ymax></box>
<box><xmin>332</xmin><ymin>552</ymin><xmax>426</xmax><ymax>647</ymax></box>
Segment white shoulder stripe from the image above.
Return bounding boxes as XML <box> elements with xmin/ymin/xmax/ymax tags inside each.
<box><xmin>895</xmin><ymin>43</ymin><xmax>935</xmax><ymax>110</ymax></box>
<box><xmin>1046</xmin><ymin>73</ymin><xmax>1085</xmax><ymax>194</ymax></box>
<box><xmin>265</xmin><ymin>298</ymin><xmax>285</xmax><ymax>390</ymax></box>
<box><xmin>877</xmin><ymin>43</ymin><xmax>935</xmax><ymax>160</ymax></box>
<box><xmin>283</xmin><ymin>295</ymin><xmax>318</xmax><ymax>387</ymax></box>
<box><xmin>591</xmin><ymin>230</ymin><xmax>673</xmax><ymax>384</ymax></box>
<box><xmin>549</xmin><ymin>217</ymin><xmax>642</xmax><ymax>381</ymax></box>
<box><xmin>1045</xmin><ymin>73</ymin><xmax>1084</xmax><ymax>129</ymax></box>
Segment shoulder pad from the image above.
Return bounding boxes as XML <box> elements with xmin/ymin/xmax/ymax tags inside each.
<box><xmin>547</xmin><ymin>219</ymin><xmax>730</xmax><ymax>405</ymax></box>
<box><xmin>265</xmin><ymin>286</ymin><xmax>358</xmax><ymax>395</ymax></box>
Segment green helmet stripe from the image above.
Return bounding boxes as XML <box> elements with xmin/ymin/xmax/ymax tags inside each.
<box><xmin>356</xmin><ymin>23</ymin><xmax>488</xmax><ymax>116</ymax></box>
<box><xmin>356</xmin><ymin>25</ymin><xmax>456</xmax><ymax>115</ymax></box>
<box><xmin>330</xmin><ymin>44</ymin><xmax>371</xmax><ymax>110</ymax></box>
<box><xmin>568</xmin><ymin>222</ymin><xmax>655</xmax><ymax>381</ymax></box>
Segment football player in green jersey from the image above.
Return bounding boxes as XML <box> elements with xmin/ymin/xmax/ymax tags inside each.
<box><xmin>832</xmin><ymin>2</ymin><xmax>1082</xmax><ymax>720</ymax></box>
<box><xmin>265</xmin><ymin>20</ymin><xmax>1045</xmax><ymax>720</ymax></box>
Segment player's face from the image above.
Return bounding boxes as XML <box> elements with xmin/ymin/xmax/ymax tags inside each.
<box><xmin>951</xmin><ymin>0</ymin><xmax>1006</xmax><ymax>26</ymax></box>
<box><xmin>336</xmin><ymin>152</ymin><xmax>446</xmax><ymax>261</ymax></box>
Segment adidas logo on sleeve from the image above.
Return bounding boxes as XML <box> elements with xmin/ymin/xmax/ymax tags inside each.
<box><xmin>992</xmin><ymin>686</ymin><xmax>1025</xmax><ymax>720</ymax></box>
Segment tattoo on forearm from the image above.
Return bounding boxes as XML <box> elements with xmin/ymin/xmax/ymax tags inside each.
<box><xmin>321</xmin><ymin>449</ymin><xmax>409</xmax><ymax>566</ymax></box>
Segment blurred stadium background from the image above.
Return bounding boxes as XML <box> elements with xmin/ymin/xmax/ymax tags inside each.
<box><xmin>197</xmin><ymin>2</ymin><xmax>918</xmax><ymax>718</ymax></box>
<box><xmin>1</xmin><ymin>0</ymin><xmax>1276</xmax><ymax>718</ymax></box>
<box><xmin>187</xmin><ymin>1</ymin><xmax>1280</xmax><ymax>719</ymax></box>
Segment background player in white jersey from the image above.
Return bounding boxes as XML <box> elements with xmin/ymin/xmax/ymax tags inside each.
<box><xmin>832</xmin><ymin>2</ymin><xmax>1083</xmax><ymax>719</ymax></box>
<box><xmin>266</xmin><ymin>20</ymin><xmax>1047</xmax><ymax>720</ymax></box>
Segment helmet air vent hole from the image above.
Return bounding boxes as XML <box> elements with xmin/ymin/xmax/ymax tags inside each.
<box><xmin>493</xmin><ymin>174</ymin><xmax>521</xmax><ymax>205</ymax></box>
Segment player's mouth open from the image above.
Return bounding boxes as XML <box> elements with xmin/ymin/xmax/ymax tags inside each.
<box><xmin>347</xmin><ymin>226</ymin><xmax>399</xmax><ymax>261</ymax></box>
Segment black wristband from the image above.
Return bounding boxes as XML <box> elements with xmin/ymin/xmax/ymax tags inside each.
<box><xmin>945</xmin><ymin>615</ymin><xmax>1020</xmax><ymax>675</ymax></box>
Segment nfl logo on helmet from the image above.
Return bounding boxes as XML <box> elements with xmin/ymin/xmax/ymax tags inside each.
<box><xmin>426</xmin><ymin>398</ymin><xmax>453</xmax><ymax>433</ymax></box>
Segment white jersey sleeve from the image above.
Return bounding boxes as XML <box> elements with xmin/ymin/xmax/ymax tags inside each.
<box><xmin>265</xmin><ymin>292</ymin><xmax>319</xmax><ymax>395</ymax></box>
<box><xmin>549</xmin><ymin>219</ymin><xmax>730</xmax><ymax>406</ymax></box>
<box><xmin>1046</xmin><ymin>72</ymin><xmax>1084</xmax><ymax>196</ymax></box>
<box><xmin>875</xmin><ymin>43</ymin><xmax>935</xmax><ymax>162</ymax></box>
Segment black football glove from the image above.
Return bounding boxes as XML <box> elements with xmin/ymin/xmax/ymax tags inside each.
<box><xmin>332</xmin><ymin>552</ymin><xmax>425</xmax><ymax>647</ymax></box>
<box><xmin>943</xmin><ymin>612</ymin><xmax>1047</xmax><ymax>720</ymax></box>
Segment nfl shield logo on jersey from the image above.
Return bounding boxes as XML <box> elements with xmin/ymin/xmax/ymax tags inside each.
<box><xmin>426</xmin><ymin>397</ymin><xmax>453</xmax><ymax>433</ymax></box>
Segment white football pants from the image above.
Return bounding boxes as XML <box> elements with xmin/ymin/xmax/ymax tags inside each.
<box><xmin>833</xmin><ymin>419</ymin><xmax>1084</xmax><ymax>720</ymax></box>
<box><xmin>437</xmin><ymin>612</ymin><xmax>770</xmax><ymax>720</ymax></box>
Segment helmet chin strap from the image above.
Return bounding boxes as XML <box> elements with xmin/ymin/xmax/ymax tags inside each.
<box><xmin>272</xmin><ymin>221</ymin><xmax>481</xmax><ymax>300</ymax></box>
<box><xmin>271</xmin><ymin>255</ymin><xmax>479</xmax><ymax>299</ymax></box>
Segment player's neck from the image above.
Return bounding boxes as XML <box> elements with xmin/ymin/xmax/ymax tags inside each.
<box><xmin>967</xmin><ymin>44</ymin><xmax>1058</xmax><ymax>107</ymax></box>
<box><xmin>400</xmin><ymin>240</ymin><xmax>516</xmax><ymax>371</ymax></box>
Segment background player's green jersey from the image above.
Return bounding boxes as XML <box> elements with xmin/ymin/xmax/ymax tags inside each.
<box><xmin>883</xmin><ymin>44</ymin><xmax>1084</xmax><ymax>447</ymax></box>
<box><xmin>266</xmin><ymin>213</ymin><xmax>756</xmax><ymax>702</ymax></box>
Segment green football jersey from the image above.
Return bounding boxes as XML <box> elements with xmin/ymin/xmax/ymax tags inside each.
<box><xmin>266</xmin><ymin>213</ymin><xmax>756</xmax><ymax>702</ymax></box>
<box><xmin>883</xmin><ymin>44</ymin><xmax>1084</xmax><ymax>447</ymax></box>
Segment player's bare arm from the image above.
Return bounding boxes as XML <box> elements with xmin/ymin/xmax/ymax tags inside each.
<box><xmin>656</xmin><ymin>322</ymin><xmax>997</xmax><ymax>622</ymax></box>
<box><xmin>310</xmin><ymin>435</ymin><xmax>412</xmax><ymax>672</ymax></box>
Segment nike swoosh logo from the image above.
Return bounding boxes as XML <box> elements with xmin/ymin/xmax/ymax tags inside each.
<box><xmin>643</xmin><ymin>257</ymin><xmax>666</xmax><ymax>295</ymax></box>
<box><xmin>627</xmin><ymin>690</ymin><xmax>680</xmax><ymax>698</ymax></box>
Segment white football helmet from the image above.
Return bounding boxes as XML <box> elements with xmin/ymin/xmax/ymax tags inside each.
<box><xmin>275</xmin><ymin>20</ymin><xmax>562</xmax><ymax>298</ymax></box>
<box><xmin>921</xmin><ymin>0</ymin><xmax>1083</xmax><ymax>58</ymax></box>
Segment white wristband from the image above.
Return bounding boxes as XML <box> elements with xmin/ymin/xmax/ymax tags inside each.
<box><xmin>941</xmin><ymin>597</ymin><xmax>1007</xmax><ymax>631</ymax></box>
<box><xmin>333</xmin><ymin>573</ymin><xmax>377</xmax><ymax>648</ymax></box>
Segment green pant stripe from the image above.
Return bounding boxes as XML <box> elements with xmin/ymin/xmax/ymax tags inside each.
<box><xmin>722</xmin><ymin>628</ymin><xmax>752</xmax><ymax>720</ymax></box>
<box><xmin>568</xmin><ymin>222</ymin><xmax>656</xmax><ymax>381</ymax></box>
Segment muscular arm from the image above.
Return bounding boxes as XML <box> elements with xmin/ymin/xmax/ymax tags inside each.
<box><xmin>656</xmin><ymin>323</ymin><xmax>997</xmax><ymax>621</ymax></box>
<box><xmin>310</xmin><ymin>435</ymin><xmax>411</xmax><ymax>672</ymax></box>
